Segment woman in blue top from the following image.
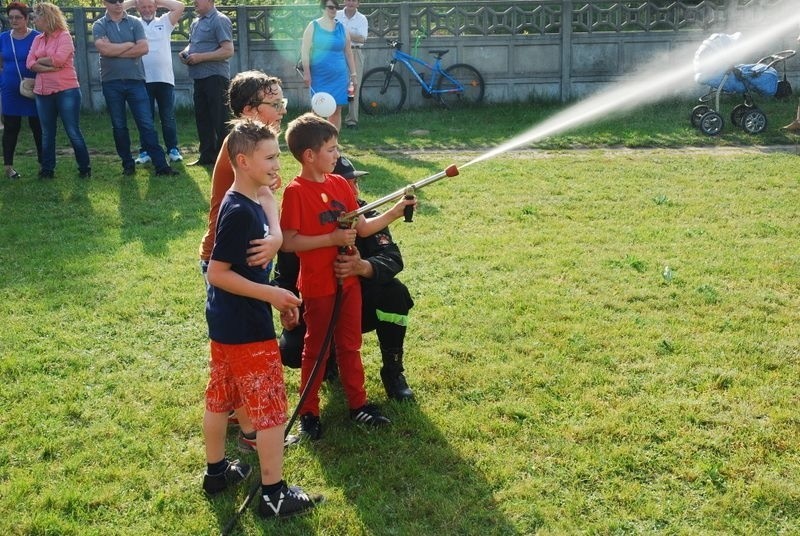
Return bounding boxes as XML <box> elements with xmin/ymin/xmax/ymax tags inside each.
<box><xmin>0</xmin><ymin>2</ymin><xmax>41</xmax><ymax>179</ymax></box>
<box><xmin>300</xmin><ymin>0</ymin><xmax>357</xmax><ymax>131</ymax></box>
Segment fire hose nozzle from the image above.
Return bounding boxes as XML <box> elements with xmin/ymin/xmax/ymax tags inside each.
<box><xmin>340</xmin><ymin>163</ymin><xmax>461</xmax><ymax>223</ymax></box>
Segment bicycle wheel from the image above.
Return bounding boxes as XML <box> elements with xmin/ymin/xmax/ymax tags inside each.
<box><xmin>360</xmin><ymin>67</ymin><xmax>406</xmax><ymax>115</ymax></box>
<box><xmin>436</xmin><ymin>63</ymin><xmax>485</xmax><ymax>108</ymax></box>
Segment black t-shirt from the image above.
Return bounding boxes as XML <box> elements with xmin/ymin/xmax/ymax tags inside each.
<box><xmin>206</xmin><ymin>191</ymin><xmax>275</xmax><ymax>344</ymax></box>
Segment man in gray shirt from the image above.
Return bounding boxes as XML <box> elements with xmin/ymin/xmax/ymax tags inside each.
<box><xmin>179</xmin><ymin>0</ymin><xmax>233</xmax><ymax>166</ymax></box>
<box><xmin>93</xmin><ymin>0</ymin><xmax>179</xmax><ymax>176</ymax></box>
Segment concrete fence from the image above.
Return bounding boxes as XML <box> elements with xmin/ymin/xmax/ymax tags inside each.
<box><xmin>60</xmin><ymin>0</ymin><xmax>798</xmax><ymax>111</ymax></box>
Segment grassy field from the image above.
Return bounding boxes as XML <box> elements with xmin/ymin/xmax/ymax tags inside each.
<box><xmin>1</xmin><ymin>100</ymin><xmax>799</xmax><ymax>535</ymax></box>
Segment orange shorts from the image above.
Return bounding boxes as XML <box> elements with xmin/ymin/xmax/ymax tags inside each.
<box><xmin>206</xmin><ymin>339</ymin><xmax>287</xmax><ymax>430</ymax></box>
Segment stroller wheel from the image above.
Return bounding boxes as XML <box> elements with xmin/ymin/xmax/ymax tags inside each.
<box><xmin>730</xmin><ymin>104</ymin><xmax>752</xmax><ymax>127</ymax></box>
<box><xmin>699</xmin><ymin>111</ymin><xmax>724</xmax><ymax>136</ymax></box>
<box><xmin>741</xmin><ymin>108</ymin><xmax>767</xmax><ymax>134</ymax></box>
<box><xmin>691</xmin><ymin>105</ymin><xmax>711</xmax><ymax>128</ymax></box>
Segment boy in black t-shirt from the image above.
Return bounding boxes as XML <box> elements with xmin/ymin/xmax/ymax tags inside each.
<box><xmin>202</xmin><ymin>118</ymin><xmax>322</xmax><ymax>518</ymax></box>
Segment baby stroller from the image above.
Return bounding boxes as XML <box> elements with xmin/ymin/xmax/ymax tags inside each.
<box><xmin>691</xmin><ymin>33</ymin><xmax>795</xmax><ymax>136</ymax></box>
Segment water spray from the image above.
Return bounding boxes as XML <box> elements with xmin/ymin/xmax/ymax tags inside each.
<box><xmin>459</xmin><ymin>5</ymin><xmax>800</xmax><ymax>170</ymax></box>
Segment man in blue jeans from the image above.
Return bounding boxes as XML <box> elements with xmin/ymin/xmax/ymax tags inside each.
<box><xmin>123</xmin><ymin>0</ymin><xmax>186</xmax><ymax>165</ymax></box>
<box><xmin>93</xmin><ymin>0</ymin><xmax>179</xmax><ymax>176</ymax></box>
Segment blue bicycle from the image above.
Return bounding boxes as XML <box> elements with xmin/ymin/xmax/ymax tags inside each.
<box><xmin>360</xmin><ymin>39</ymin><xmax>485</xmax><ymax>115</ymax></box>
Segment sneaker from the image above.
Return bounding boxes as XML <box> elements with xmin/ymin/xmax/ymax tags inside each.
<box><xmin>135</xmin><ymin>151</ymin><xmax>151</xmax><ymax>165</ymax></box>
<box><xmin>237</xmin><ymin>430</ymin><xmax>256</xmax><ymax>453</ymax></box>
<box><xmin>298</xmin><ymin>413</ymin><xmax>322</xmax><ymax>441</ymax></box>
<box><xmin>122</xmin><ymin>166</ymin><xmax>135</xmax><ymax>176</ymax></box>
<box><xmin>168</xmin><ymin>148</ymin><xmax>183</xmax><ymax>162</ymax></box>
<box><xmin>258</xmin><ymin>484</ymin><xmax>323</xmax><ymax>519</ymax></box>
<box><xmin>350</xmin><ymin>404</ymin><xmax>391</xmax><ymax>427</ymax></box>
<box><xmin>202</xmin><ymin>459</ymin><xmax>251</xmax><ymax>495</ymax></box>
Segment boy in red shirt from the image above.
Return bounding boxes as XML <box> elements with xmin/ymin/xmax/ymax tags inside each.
<box><xmin>280</xmin><ymin>113</ymin><xmax>415</xmax><ymax>440</ymax></box>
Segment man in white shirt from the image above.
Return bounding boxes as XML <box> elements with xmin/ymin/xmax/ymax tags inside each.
<box><xmin>124</xmin><ymin>0</ymin><xmax>186</xmax><ymax>163</ymax></box>
<box><xmin>337</xmin><ymin>0</ymin><xmax>368</xmax><ymax>129</ymax></box>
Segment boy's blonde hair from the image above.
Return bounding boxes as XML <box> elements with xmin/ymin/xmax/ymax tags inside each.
<box><xmin>284</xmin><ymin>113</ymin><xmax>338</xmax><ymax>163</ymax></box>
<box><xmin>226</xmin><ymin>118</ymin><xmax>277</xmax><ymax>168</ymax></box>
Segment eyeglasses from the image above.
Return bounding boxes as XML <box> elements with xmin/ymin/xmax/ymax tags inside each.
<box><xmin>104</xmin><ymin>0</ymin><xmax>125</xmax><ymax>4</ymax></box>
<box><xmin>8</xmin><ymin>15</ymin><xmax>26</xmax><ymax>20</ymax></box>
<box><xmin>324</xmin><ymin>4</ymin><xmax>337</xmax><ymax>10</ymax></box>
<box><xmin>257</xmin><ymin>98</ymin><xmax>288</xmax><ymax>111</ymax></box>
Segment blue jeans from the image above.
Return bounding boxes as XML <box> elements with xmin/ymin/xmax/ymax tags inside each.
<box><xmin>145</xmin><ymin>82</ymin><xmax>179</xmax><ymax>152</ymax></box>
<box><xmin>35</xmin><ymin>88</ymin><xmax>91</xmax><ymax>174</ymax></box>
<box><xmin>101</xmin><ymin>79</ymin><xmax>169</xmax><ymax>171</ymax></box>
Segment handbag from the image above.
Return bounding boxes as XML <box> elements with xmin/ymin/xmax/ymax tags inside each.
<box><xmin>19</xmin><ymin>78</ymin><xmax>36</xmax><ymax>99</ymax></box>
<box><xmin>10</xmin><ymin>33</ymin><xmax>35</xmax><ymax>99</ymax></box>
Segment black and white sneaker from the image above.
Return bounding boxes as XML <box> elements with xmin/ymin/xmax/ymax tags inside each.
<box><xmin>299</xmin><ymin>413</ymin><xmax>323</xmax><ymax>440</ymax></box>
<box><xmin>202</xmin><ymin>459</ymin><xmax>251</xmax><ymax>495</ymax></box>
<box><xmin>349</xmin><ymin>404</ymin><xmax>391</xmax><ymax>427</ymax></box>
<box><xmin>258</xmin><ymin>484</ymin><xmax>323</xmax><ymax>519</ymax></box>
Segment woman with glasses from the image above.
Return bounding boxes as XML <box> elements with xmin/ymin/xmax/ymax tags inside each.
<box><xmin>0</xmin><ymin>2</ymin><xmax>41</xmax><ymax>179</ymax></box>
<box><xmin>198</xmin><ymin>70</ymin><xmax>289</xmax><ymax>452</ymax></box>
<box><xmin>26</xmin><ymin>2</ymin><xmax>91</xmax><ymax>179</ymax></box>
<box><xmin>299</xmin><ymin>0</ymin><xmax>357</xmax><ymax>130</ymax></box>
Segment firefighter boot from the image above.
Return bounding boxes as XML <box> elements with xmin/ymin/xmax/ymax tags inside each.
<box><xmin>380</xmin><ymin>348</ymin><xmax>414</xmax><ymax>401</ymax></box>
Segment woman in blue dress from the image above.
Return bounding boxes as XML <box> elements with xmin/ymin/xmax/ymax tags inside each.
<box><xmin>0</xmin><ymin>2</ymin><xmax>41</xmax><ymax>179</ymax></box>
<box><xmin>300</xmin><ymin>0</ymin><xmax>357</xmax><ymax>131</ymax></box>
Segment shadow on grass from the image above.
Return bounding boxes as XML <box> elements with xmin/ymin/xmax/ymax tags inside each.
<box><xmin>306</xmin><ymin>386</ymin><xmax>517</xmax><ymax>535</ymax></box>
<box><xmin>0</xmin><ymin>174</ymin><xmax>111</xmax><ymax>290</ymax></box>
<box><xmin>118</xmin><ymin>165</ymin><xmax>207</xmax><ymax>256</ymax></box>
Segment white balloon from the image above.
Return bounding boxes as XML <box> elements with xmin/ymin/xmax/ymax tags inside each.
<box><xmin>311</xmin><ymin>92</ymin><xmax>336</xmax><ymax>118</ymax></box>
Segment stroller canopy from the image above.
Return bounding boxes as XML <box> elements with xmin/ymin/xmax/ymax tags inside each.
<box><xmin>694</xmin><ymin>32</ymin><xmax>779</xmax><ymax>97</ymax></box>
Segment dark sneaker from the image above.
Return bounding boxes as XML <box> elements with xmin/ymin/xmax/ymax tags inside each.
<box><xmin>298</xmin><ymin>413</ymin><xmax>322</xmax><ymax>441</ymax></box>
<box><xmin>237</xmin><ymin>430</ymin><xmax>256</xmax><ymax>453</ymax></box>
<box><xmin>258</xmin><ymin>484</ymin><xmax>323</xmax><ymax>519</ymax></box>
<box><xmin>349</xmin><ymin>404</ymin><xmax>391</xmax><ymax>427</ymax></box>
<box><xmin>122</xmin><ymin>166</ymin><xmax>135</xmax><ymax>176</ymax></box>
<box><xmin>202</xmin><ymin>459</ymin><xmax>251</xmax><ymax>495</ymax></box>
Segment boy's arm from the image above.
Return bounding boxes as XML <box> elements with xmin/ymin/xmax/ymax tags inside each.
<box><xmin>281</xmin><ymin>227</ymin><xmax>356</xmax><ymax>253</ymax></box>
<box><xmin>207</xmin><ymin>260</ymin><xmax>301</xmax><ymax>312</ymax></box>
<box><xmin>246</xmin><ymin>186</ymin><xmax>282</xmax><ymax>268</ymax></box>
<box><xmin>355</xmin><ymin>196</ymin><xmax>416</xmax><ymax>237</ymax></box>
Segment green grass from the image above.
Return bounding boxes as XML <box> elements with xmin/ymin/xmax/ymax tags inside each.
<box><xmin>1</xmin><ymin>101</ymin><xmax>799</xmax><ymax>534</ymax></box>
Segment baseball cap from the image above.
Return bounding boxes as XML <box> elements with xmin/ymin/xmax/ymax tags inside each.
<box><xmin>334</xmin><ymin>156</ymin><xmax>369</xmax><ymax>180</ymax></box>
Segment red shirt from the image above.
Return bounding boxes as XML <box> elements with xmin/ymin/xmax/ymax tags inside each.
<box><xmin>280</xmin><ymin>174</ymin><xmax>359</xmax><ymax>298</ymax></box>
